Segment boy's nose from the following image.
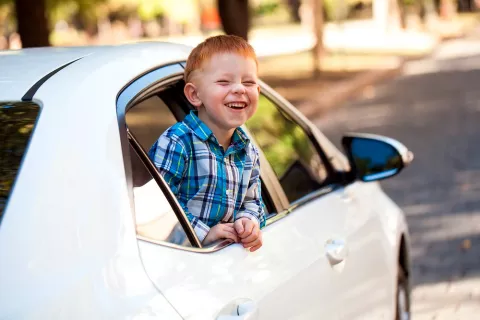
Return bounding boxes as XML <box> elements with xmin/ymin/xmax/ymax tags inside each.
<box><xmin>231</xmin><ymin>82</ymin><xmax>246</xmax><ymax>94</ymax></box>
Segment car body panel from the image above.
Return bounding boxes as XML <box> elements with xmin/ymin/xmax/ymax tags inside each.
<box><xmin>138</xmin><ymin>189</ymin><xmax>351</xmax><ymax>319</ymax></box>
<box><xmin>0</xmin><ymin>47</ymin><xmax>93</xmax><ymax>101</ymax></box>
<box><xmin>0</xmin><ymin>43</ymin><xmax>192</xmax><ymax>319</ymax></box>
<box><xmin>0</xmin><ymin>43</ymin><xmax>191</xmax><ymax>101</ymax></box>
<box><xmin>338</xmin><ymin>181</ymin><xmax>397</xmax><ymax>319</ymax></box>
<box><xmin>253</xmin><ymin>80</ymin><xmax>407</xmax><ymax>319</ymax></box>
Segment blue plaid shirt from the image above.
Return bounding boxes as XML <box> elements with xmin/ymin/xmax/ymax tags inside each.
<box><xmin>149</xmin><ymin>111</ymin><xmax>266</xmax><ymax>242</ymax></box>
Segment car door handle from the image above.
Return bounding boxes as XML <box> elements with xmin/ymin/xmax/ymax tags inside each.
<box><xmin>340</xmin><ymin>191</ymin><xmax>353</xmax><ymax>203</ymax></box>
<box><xmin>325</xmin><ymin>238</ymin><xmax>348</xmax><ymax>266</ymax></box>
<box><xmin>217</xmin><ymin>299</ymin><xmax>259</xmax><ymax>320</ymax></box>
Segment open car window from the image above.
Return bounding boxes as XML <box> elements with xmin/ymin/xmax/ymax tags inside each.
<box><xmin>126</xmin><ymin>79</ymin><xmax>277</xmax><ymax>213</ymax></box>
<box><xmin>122</xmin><ymin>75</ymin><xmax>286</xmax><ymax>248</ymax></box>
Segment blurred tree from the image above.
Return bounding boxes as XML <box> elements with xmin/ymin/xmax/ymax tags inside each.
<box><xmin>285</xmin><ymin>0</ymin><xmax>301</xmax><ymax>22</ymax></box>
<box><xmin>439</xmin><ymin>0</ymin><xmax>456</xmax><ymax>18</ymax></box>
<box><xmin>13</xmin><ymin>0</ymin><xmax>50</xmax><ymax>47</ymax></box>
<box><xmin>312</xmin><ymin>0</ymin><xmax>324</xmax><ymax>76</ymax></box>
<box><xmin>217</xmin><ymin>0</ymin><xmax>249</xmax><ymax>40</ymax></box>
<box><xmin>0</xmin><ymin>0</ymin><xmax>108</xmax><ymax>47</ymax></box>
<box><xmin>373</xmin><ymin>0</ymin><xmax>401</xmax><ymax>31</ymax></box>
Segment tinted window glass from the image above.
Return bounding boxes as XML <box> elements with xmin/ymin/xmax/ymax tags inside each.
<box><xmin>126</xmin><ymin>95</ymin><xmax>178</xmax><ymax>150</ymax></box>
<box><xmin>130</xmin><ymin>144</ymin><xmax>192</xmax><ymax>247</ymax></box>
<box><xmin>246</xmin><ymin>95</ymin><xmax>327</xmax><ymax>203</ymax></box>
<box><xmin>0</xmin><ymin>102</ymin><xmax>40</xmax><ymax>220</ymax></box>
<box><xmin>126</xmin><ymin>93</ymin><xmax>192</xmax><ymax>247</ymax></box>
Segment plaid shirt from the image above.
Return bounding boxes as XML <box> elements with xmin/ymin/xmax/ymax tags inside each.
<box><xmin>149</xmin><ymin>111</ymin><xmax>266</xmax><ymax>242</ymax></box>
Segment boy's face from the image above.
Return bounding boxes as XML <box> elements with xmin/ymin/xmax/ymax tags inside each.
<box><xmin>186</xmin><ymin>52</ymin><xmax>259</xmax><ymax>136</ymax></box>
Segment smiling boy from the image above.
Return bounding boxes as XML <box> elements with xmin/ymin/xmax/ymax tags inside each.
<box><xmin>149</xmin><ymin>35</ymin><xmax>266</xmax><ymax>251</ymax></box>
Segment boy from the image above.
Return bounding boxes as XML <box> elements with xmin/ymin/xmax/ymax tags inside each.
<box><xmin>149</xmin><ymin>35</ymin><xmax>266</xmax><ymax>252</ymax></box>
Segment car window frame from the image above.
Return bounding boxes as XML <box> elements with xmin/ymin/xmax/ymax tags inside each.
<box><xmin>116</xmin><ymin>63</ymin><xmax>287</xmax><ymax>253</ymax></box>
<box><xmin>129</xmin><ymin>67</ymin><xmax>289</xmax><ymax>218</ymax></box>
<box><xmin>117</xmin><ymin>63</ymin><xmax>206</xmax><ymax>250</ymax></box>
<box><xmin>116</xmin><ymin>62</ymin><xmax>346</xmax><ymax>251</ymax></box>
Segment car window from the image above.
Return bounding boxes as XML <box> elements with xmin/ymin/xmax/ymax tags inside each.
<box><xmin>125</xmin><ymin>93</ymin><xmax>194</xmax><ymax>246</ymax></box>
<box><xmin>126</xmin><ymin>95</ymin><xmax>178</xmax><ymax>151</ymax></box>
<box><xmin>246</xmin><ymin>94</ymin><xmax>328</xmax><ymax>204</ymax></box>
<box><xmin>129</xmin><ymin>143</ymin><xmax>192</xmax><ymax>247</ymax></box>
<box><xmin>0</xmin><ymin>102</ymin><xmax>40</xmax><ymax>221</ymax></box>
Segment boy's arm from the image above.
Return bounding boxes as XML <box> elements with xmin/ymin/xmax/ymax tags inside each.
<box><xmin>150</xmin><ymin>136</ymin><xmax>211</xmax><ymax>242</ymax></box>
<box><xmin>235</xmin><ymin>149</ymin><xmax>266</xmax><ymax>228</ymax></box>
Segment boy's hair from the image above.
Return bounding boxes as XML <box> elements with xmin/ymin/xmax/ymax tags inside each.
<box><xmin>184</xmin><ymin>35</ymin><xmax>258</xmax><ymax>83</ymax></box>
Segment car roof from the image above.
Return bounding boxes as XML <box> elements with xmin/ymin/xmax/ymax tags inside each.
<box><xmin>0</xmin><ymin>42</ymin><xmax>191</xmax><ymax>101</ymax></box>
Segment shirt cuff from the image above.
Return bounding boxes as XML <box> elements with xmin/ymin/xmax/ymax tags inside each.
<box><xmin>190</xmin><ymin>217</ymin><xmax>210</xmax><ymax>243</ymax></box>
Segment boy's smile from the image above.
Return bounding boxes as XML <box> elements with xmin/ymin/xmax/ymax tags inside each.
<box><xmin>184</xmin><ymin>52</ymin><xmax>259</xmax><ymax>147</ymax></box>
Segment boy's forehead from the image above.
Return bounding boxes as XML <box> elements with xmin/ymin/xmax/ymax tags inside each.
<box><xmin>199</xmin><ymin>52</ymin><xmax>257</xmax><ymax>73</ymax></box>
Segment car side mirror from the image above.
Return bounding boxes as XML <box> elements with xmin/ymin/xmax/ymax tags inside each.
<box><xmin>341</xmin><ymin>133</ymin><xmax>414</xmax><ymax>182</ymax></box>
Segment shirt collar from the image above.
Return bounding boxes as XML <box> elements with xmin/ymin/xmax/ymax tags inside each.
<box><xmin>183</xmin><ymin>110</ymin><xmax>250</xmax><ymax>150</ymax></box>
<box><xmin>183</xmin><ymin>110</ymin><xmax>213</xmax><ymax>142</ymax></box>
<box><xmin>230</xmin><ymin>126</ymin><xmax>250</xmax><ymax>151</ymax></box>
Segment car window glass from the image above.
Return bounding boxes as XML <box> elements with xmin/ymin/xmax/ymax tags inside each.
<box><xmin>125</xmin><ymin>93</ymin><xmax>193</xmax><ymax>246</ymax></box>
<box><xmin>0</xmin><ymin>102</ymin><xmax>40</xmax><ymax>221</ymax></box>
<box><xmin>130</xmin><ymin>144</ymin><xmax>192</xmax><ymax>247</ymax></box>
<box><xmin>246</xmin><ymin>94</ymin><xmax>328</xmax><ymax>204</ymax></box>
<box><xmin>126</xmin><ymin>95</ymin><xmax>177</xmax><ymax>151</ymax></box>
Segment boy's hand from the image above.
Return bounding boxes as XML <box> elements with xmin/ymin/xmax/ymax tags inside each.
<box><xmin>234</xmin><ymin>218</ymin><xmax>263</xmax><ymax>252</ymax></box>
<box><xmin>202</xmin><ymin>223</ymin><xmax>239</xmax><ymax>246</ymax></box>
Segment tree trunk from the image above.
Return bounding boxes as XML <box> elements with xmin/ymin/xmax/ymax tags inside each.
<box><xmin>312</xmin><ymin>0</ymin><xmax>324</xmax><ymax>77</ymax></box>
<box><xmin>217</xmin><ymin>0</ymin><xmax>250</xmax><ymax>41</ymax></box>
<box><xmin>440</xmin><ymin>0</ymin><xmax>456</xmax><ymax>19</ymax></box>
<box><xmin>286</xmin><ymin>0</ymin><xmax>302</xmax><ymax>23</ymax></box>
<box><xmin>14</xmin><ymin>0</ymin><xmax>50</xmax><ymax>47</ymax></box>
<box><xmin>373</xmin><ymin>0</ymin><xmax>401</xmax><ymax>31</ymax></box>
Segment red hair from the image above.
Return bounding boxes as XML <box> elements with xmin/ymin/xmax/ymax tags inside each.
<box><xmin>184</xmin><ymin>35</ymin><xmax>258</xmax><ymax>83</ymax></box>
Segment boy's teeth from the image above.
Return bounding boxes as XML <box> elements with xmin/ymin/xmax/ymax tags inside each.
<box><xmin>226</xmin><ymin>103</ymin><xmax>246</xmax><ymax>109</ymax></box>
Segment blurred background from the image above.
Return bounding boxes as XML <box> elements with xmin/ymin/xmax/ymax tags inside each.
<box><xmin>2</xmin><ymin>0</ymin><xmax>480</xmax><ymax>319</ymax></box>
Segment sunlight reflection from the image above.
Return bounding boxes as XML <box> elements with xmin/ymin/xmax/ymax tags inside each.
<box><xmin>412</xmin><ymin>276</ymin><xmax>480</xmax><ymax>319</ymax></box>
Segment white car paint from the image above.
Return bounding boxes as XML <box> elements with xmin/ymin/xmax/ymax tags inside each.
<box><xmin>137</xmin><ymin>187</ymin><xmax>351</xmax><ymax>319</ymax></box>
<box><xmin>0</xmin><ymin>43</ymin><xmax>192</xmax><ymax>319</ymax></box>
<box><xmin>0</xmin><ymin>43</ymin><xmax>410</xmax><ymax>319</ymax></box>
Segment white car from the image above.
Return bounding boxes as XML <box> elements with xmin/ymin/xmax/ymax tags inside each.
<box><xmin>0</xmin><ymin>43</ymin><xmax>412</xmax><ymax>320</ymax></box>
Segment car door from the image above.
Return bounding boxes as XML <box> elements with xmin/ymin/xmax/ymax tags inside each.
<box><xmin>117</xmin><ymin>65</ymin><xmax>354</xmax><ymax>319</ymax></box>
<box><xmin>257</xmin><ymin>84</ymin><xmax>396</xmax><ymax>319</ymax></box>
<box><xmin>306</xmin><ymin>111</ymin><xmax>397</xmax><ymax>319</ymax></box>
<box><xmin>336</xmin><ymin>180</ymin><xmax>397</xmax><ymax>319</ymax></box>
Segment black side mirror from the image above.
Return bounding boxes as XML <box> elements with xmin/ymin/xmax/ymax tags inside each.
<box><xmin>342</xmin><ymin>133</ymin><xmax>413</xmax><ymax>182</ymax></box>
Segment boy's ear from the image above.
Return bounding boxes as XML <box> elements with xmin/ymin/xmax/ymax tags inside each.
<box><xmin>184</xmin><ymin>82</ymin><xmax>203</xmax><ymax>109</ymax></box>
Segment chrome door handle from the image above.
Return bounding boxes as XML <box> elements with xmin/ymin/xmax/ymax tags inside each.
<box><xmin>217</xmin><ymin>299</ymin><xmax>259</xmax><ymax>320</ymax></box>
<box><xmin>340</xmin><ymin>192</ymin><xmax>352</xmax><ymax>203</ymax></box>
<box><xmin>325</xmin><ymin>238</ymin><xmax>348</xmax><ymax>266</ymax></box>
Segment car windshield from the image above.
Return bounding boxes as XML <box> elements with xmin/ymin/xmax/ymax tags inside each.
<box><xmin>0</xmin><ymin>102</ymin><xmax>40</xmax><ymax>222</ymax></box>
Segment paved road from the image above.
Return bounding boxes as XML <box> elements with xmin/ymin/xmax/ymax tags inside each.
<box><xmin>316</xmin><ymin>30</ymin><xmax>480</xmax><ymax>319</ymax></box>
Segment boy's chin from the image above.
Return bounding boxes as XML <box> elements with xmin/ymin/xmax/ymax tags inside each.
<box><xmin>225</xmin><ymin>118</ymin><xmax>248</xmax><ymax>129</ymax></box>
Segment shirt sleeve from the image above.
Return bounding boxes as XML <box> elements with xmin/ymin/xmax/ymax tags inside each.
<box><xmin>235</xmin><ymin>148</ymin><xmax>266</xmax><ymax>228</ymax></box>
<box><xmin>150</xmin><ymin>134</ymin><xmax>211</xmax><ymax>242</ymax></box>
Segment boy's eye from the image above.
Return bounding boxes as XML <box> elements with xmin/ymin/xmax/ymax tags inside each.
<box><xmin>216</xmin><ymin>80</ymin><xmax>230</xmax><ymax>85</ymax></box>
<box><xmin>243</xmin><ymin>81</ymin><xmax>257</xmax><ymax>86</ymax></box>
